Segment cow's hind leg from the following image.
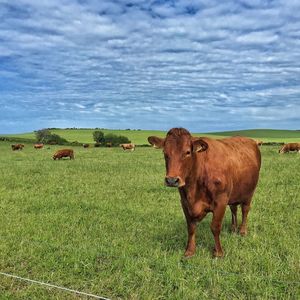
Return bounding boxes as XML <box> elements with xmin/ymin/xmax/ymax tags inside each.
<box><xmin>230</xmin><ymin>205</ymin><xmax>238</xmax><ymax>233</ymax></box>
<box><xmin>240</xmin><ymin>201</ymin><xmax>251</xmax><ymax>236</ymax></box>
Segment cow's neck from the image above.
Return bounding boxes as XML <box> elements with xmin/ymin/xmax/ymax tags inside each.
<box><xmin>181</xmin><ymin>154</ymin><xmax>212</xmax><ymax>207</ymax></box>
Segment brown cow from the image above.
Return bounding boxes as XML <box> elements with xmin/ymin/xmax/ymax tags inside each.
<box><xmin>34</xmin><ymin>143</ymin><xmax>44</xmax><ymax>149</ymax></box>
<box><xmin>53</xmin><ymin>149</ymin><xmax>74</xmax><ymax>160</ymax></box>
<box><xmin>279</xmin><ymin>143</ymin><xmax>300</xmax><ymax>154</ymax></box>
<box><xmin>148</xmin><ymin>128</ymin><xmax>261</xmax><ymax>258</ymax></box>
<box><xmin>83</xmin><ymin>144</ymin><xmax>90</xmax><ymax>148</ymax></box>
<box><xmin>120</xmin><ymin>143</ymin><xmax>135</xmax><ymax>151</ymax></box>
<box><xmin>11</xmin><ymin>144</ymin><xmax>24</xmax><ymax>151</ymax></box>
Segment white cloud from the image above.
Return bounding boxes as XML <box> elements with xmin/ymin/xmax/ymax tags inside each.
<box><xmin>236</xmin><ymin>31</ymin><xmax>279</xmax><ymax>44</ymax></box>
<box><xmin>0</xmin><ymin>0</ymin><xmax>299</xmax><ymax>134</ymax></box>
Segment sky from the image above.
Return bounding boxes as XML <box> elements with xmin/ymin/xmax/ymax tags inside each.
<box><xmin>0</xmin><ymin>0</ymin><xmax>299</xmax><ymax>134</ymax></box>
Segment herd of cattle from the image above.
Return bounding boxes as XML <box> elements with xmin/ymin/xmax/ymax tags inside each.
<box><xmin>10</xmin><ymin>142</ymin><xmax>136</xmax><ymax>159</ymax></box>
<box><xmin>8</xmin><ymin>131</ymin><xmax>300</xmax><ymax>257</ymax></box>
<box><xmin>10</xmin><ymin>139</ymin><xmax>300</xmax><ymax>164</ymax></box>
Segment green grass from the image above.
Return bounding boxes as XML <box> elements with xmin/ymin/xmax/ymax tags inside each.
<box><xmin>0</xmin><ymin>142</ymin><xmax>299</xmax><ymax>299</ymax></box>
<box><xmin>3</xmin><ymin>128</ymin><xmax>300</xmax><ymax>144</ymax></box>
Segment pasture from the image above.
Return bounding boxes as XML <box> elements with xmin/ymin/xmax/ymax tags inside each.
<box><xmin>0</xmin><ymin>141</ymin><xmax>299</xmax><ymax>299</ymax></box>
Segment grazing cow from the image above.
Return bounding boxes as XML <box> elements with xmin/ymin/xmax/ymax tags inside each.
<box><xmin>34</xmin><ymin>143</ymin><xmax>44</xmax><ymax>149</ymax></box>
<box><xmin>255</xmin><ymin>140</ymin><xmax>263</xmax><ymax>146</ymax></box>
<box><xmin>120</xmin><ymin>143</ymin><xmax>135</xmax><ymax>151</ymax></box>
<box><xmin>279</xmin><ymin>143</ymin><xmax>300</xmax><ymax>154</ymax></box>
<box><xmin>11</xmin><ymin>144</ymin><xmax>24</xmax><ymax>151</ymax></box>
<box><xmin>53</xmin><ymin>149</ymin><xmax>74</xmax><ymax>160</ymax></box>
<box><xmin>148</xmin><ymin>128</ymin><xmax>261</xmax><ymax>258</ymax></box>
<box><xmin>83</xmin><ymin>143</ymin><xmax>90</xmax><ymax>148</ymax></box>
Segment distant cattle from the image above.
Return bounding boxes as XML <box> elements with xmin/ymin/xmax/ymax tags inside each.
<box><xmin>148</xmin><ymin>128</ymin><xmax>261</xmax><ymax>258</ymax></box>
<box><xmin>255</xmin><ymin>140</ymin><xmax>263</xmax><ymax>146</ymax></box>
<box><xmin>83</xmin><ymin>144</ymin><xmax>90</xmax><ymax>148</ymax></box>
<box><xmin>53</xmin><ymin>149</ymin><xmax>74</xmax><ymax>160</ymax></box>
<box><xmin>120</xmin><ymin>143</ymin><xmax>135</xmax><ymax>151</ymax></box>
<box><xmin>34</xmin><ymin>143</ymin><xmax>44</xmax><ymax>149</ymax></box>
<box><xmin>106</xmin><ymin>142</ymin><xmax>112</xmax><ymax>147</ymax></box>
<box><xmin>11</xmin><ymin>144</ymin><xmax>24</xmax><ymax>151</ymax></box>
<box><xmin>279</xmin><ymin>143</ymin><xmax>300</xmax><ymax>154</ymax></box>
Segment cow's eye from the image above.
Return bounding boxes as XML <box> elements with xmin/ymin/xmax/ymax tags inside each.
<box><xmin>185</xmin><ymin>151</ymin><xmax>191</xmax><ymax>156</ymax></box>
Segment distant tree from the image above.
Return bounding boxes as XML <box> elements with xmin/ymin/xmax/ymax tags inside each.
<box><xmin>104</xmin><ymin>133</ymin><xmax>131</xmax><ymax>146</ymax></box>
<box><xmin>93</xmin><ymin>130</ymin><xmax>105</xmax><ymax>143</ymax></box>
<box><xmin>35</xmin><ymin>129</ymin><xmax>51</xmax><ymax>143</ymax></box>
<box><xmin>116</xmin><ymin>135</ymin><xmax>131</xmax><ymax>144</ymax></box>
<box><xmin>35</xmin><ymin>129</ymin><xmax>68</xmax><ymax>145</ymax></box>
<box><xmin>45</xmin><ymin>134</ymin><xmax>68</xmax><ymax>145</ymax></box>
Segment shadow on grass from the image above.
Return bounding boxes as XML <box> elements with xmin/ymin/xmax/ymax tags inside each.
<box><xmin>153</xmin><ymin>217</ymin><xmax>216</xmax><ymax>255</ymax></box>
<box><xmin>153</xmin><ymin>210</ymin><xmax>237</xmax><ymax>258</ymax></box>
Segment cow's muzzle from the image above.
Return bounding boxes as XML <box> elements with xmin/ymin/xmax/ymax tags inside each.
<box><xmin>165</xmin><ymin>176</ymin><xmax>181</xmax><ymax>187</ymax></box>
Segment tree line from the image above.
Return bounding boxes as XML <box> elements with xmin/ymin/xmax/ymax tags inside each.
<box><xmin>35</xmin><ymin>129</ymin><xmax>130</xmax><ymax>146</ymax></box>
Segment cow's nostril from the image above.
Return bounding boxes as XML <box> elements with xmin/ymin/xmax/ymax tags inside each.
<box><xmin>165</xmin><ymin>177</ymin><xmax>170</xmax><ymax>185</ymax></box>
<box><xmin>165</xmin><ymin>177</ymin><xmax>180</xmax><ymax>186</ymax></box>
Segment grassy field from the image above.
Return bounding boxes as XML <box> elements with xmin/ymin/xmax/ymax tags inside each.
<box><xmin>0</xmin><ymin>141</ymin><xmax>299</xmax><ymax>299</ymax></box>
<box><xmin>3</xmin><ymin>128</ymin><xmax>300</xmax><ymax>144</ymax></box>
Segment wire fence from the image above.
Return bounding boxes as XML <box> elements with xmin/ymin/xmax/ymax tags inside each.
<box><xmin>0</xmin><ymin>271</ymin><xmax>111</xmax><ymax>300</ymax></box>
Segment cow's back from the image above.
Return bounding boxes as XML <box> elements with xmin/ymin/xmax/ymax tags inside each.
<box><xmin>199</xmin><ymin>136</ymin><xmax>261</xmax><ymax>204</ymax></box>
<box><xmin>288</xmin><ymin>143</ymin><xmax>300</xmax><ymax>151</ymax></box>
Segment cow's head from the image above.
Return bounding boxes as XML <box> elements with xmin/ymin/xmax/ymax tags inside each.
<box><xmin>148</xmin><ymin>128</ymin><xmax>208</xmax><ymax>187</ymax></box>
<box><xmin>279</xmin><ymin>145</ymin><xmax>285</xmax><ymax>154</ymax></box>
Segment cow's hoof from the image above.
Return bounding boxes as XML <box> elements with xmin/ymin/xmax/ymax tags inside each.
<box><xmin>213</xmin><ymin>249</ymin><xmax>224</xmax><ymax>258</ymax></box>
<box><xmin>231</xmin><ymin>225</ymin><xmax>237</xmax><ymax>233</ymax></box>
<box><xmin>239</xmin><ymin>229</ymin><xmax>247</xmax><ymax>236</ymax></box>
<box><xmin>183</xmin><ymin>250</ymin><xmax>195</xmax><ymax>258</ymax></box>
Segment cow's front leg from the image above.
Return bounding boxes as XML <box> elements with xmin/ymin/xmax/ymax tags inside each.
<box><xmin>211</xmin><ymin>197</ymin><xmax>227</xmax><ymax>257</ymax></box>
<box><xmin>180</xmin><ymin>203</ymin><xmax>196</xmax><ymax>257</ymax></box>
<box><xmin>181</xmin><ymin>204</ymin><xmax>209</xmax><ymax>257</ymax></box>
<box><xmin>179</xmin><ymin>192</ymin><xmax>196</xmax><ymax>257</ymax></box>
<box><xmin>184</xmin><ymin>219</ymin><xmax>197</xmax><ymax>257</ymax></box>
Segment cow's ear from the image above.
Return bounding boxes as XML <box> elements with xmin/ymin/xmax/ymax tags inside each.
<box><xmin>148</xmin><ymin>136</ymin><xmax>165</xmax><ymax>149</ymax></box>
<box><xmin>192</xmin><ymin>139</ymin><xmax>208</xmax><ymax>153</ymax></box>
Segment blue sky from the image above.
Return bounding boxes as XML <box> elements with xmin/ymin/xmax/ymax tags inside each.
<box><xmin>0</xmin><ymin>0</ymin><xmax>299</xmax><ymax>134</ymax></box>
